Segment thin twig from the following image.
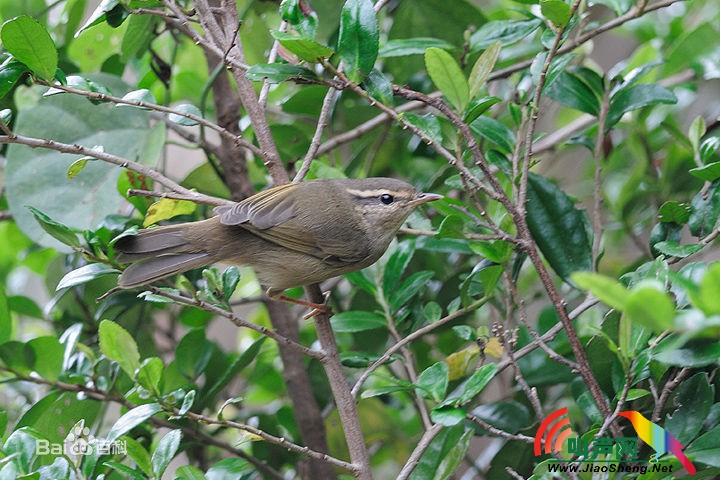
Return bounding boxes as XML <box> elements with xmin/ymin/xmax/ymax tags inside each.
<box><xmin>126</xmin><ymin>189</ymin><xmax>229</xmax><ymax>206</ymax></box>
<box><xmin>592</xmin><ymin>88</ymin><xmax>610</xmax><ymax>269</ymax></box>
<box><xmin>396</xmin><ymin>424</ymin><xmax>444</xmax><ymax>480</ymax></box>
<box><xmin>294</xmin><ymin>88</ymin><xmax>338</xmax><ymax>182</ymax></box>
<box><xmin>145</xmin><ymin>286</ymin><xmax>324</xmax><ymax>359</ymax></box>
<box><xmin>0</xmin><ymin>133</ymin><xmax>222</xmax><ymax>205</ymax></box>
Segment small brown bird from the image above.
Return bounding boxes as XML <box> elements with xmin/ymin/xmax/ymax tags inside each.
<box><xmin>115</xmin><ymin>178</ymin><xmax>441</xmax><ymax>307</ymax></box>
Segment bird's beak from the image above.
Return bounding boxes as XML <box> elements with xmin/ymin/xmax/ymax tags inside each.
<box><xmin>410</xmin><ymin>192</ymin><xmax>443</xmax><ymax>206</ymax></box>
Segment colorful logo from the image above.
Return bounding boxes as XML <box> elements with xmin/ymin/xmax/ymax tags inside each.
<box><xmin>534</xmin><ymin>407</ymin><xmax>575</xmax><ymax>455</ymax></box>
<box><xmin>617</xmin><ymin>411</ymin><xmax>695</xmax><ymax>475</ymax></box>
<box><xmin>533</xmin><ymin>408</ymin><xmax>696</xmax><ymax>475</ymax></box>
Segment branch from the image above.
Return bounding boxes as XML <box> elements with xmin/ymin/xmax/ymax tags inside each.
<box><xmin>0</xmin><ymin>133</ymin><xmax>223</xmax><ymax>206</ymax></box>
<box><xmin>294</xmin><ymin>88</ymin><xmax>339</xmax><ymax>182</ymax></box>
<box><xmin>487</xmin><ymin>0</ymin><xmax>687</xmax><ymax>81</ymax></box>
<box><xmin>351</xmin><ymin>297</ymin><xmax>488</xmax><ymax>397</ymax></box>
<box><xmin>396</xmin><ymin>424</ymin><xmax>444</xmax><ymax>480</ymax></box>
<box><xmin>39</xmin><ymin>81</ymin><xmax>265</xmax><ymax>160</ymax></box>
<box><xmin>146</xmin><ymin>287</ymin><xmax>324</xmax><ymax>359</ymax></box>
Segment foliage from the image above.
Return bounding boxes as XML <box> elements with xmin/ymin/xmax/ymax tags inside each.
<box><xmin>0</xmin><ymin>0</ymin><xmax>719</xmax><ymax>479</ymax></box>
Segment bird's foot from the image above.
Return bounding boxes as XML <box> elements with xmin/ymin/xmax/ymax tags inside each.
<box><xmin>273</xmin><ymin>291</ymin><xmax>332</xmax><ymax>319</ymax></box>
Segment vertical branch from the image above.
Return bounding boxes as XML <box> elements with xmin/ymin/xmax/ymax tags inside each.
<box><xmin>307</xmin><ymin>286</ymin><xmax>373</xmax><ymax>480</ymax></box>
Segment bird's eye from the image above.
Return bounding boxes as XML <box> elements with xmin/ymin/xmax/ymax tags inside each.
<box><xmin>380</xmin><ymin>194</ymin><xmax>394</xmax><ymax>205</ymax></box>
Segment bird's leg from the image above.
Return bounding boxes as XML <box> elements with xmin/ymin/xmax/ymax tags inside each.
<box><xmin>271</xmin><ymin>290</ymin><xmax>332</xmax><ymax>319</ymax></box>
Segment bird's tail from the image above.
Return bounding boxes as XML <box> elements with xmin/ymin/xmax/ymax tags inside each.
<box><xmin>115</xmin><ymin>224</ymin><xmax>212</xmax><ymax>288</ymax></box>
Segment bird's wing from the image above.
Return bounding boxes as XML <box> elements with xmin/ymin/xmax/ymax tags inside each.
<box><xmin>216</xmin><ymin>183</ymin><xmax>369</xmax><ymax>266</ymax></box>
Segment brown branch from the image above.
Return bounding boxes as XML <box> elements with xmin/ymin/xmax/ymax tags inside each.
<box><xmin>0</xmin><ymin>211</ymin><xmax>11</xmax><ymax>221</ymax></box>
<box><xmin>592</xmin><ymin>89</ymin><xmax>610</xmax><ymax>268</ymax></box>
<box><xmin>466</xmin><ymin>414</ymin><xmax>534</xmax><ymax>443</ymax></box>
<box><xmin>0</xmin><ymin>133</ymin><xmax>221</xmax><ymax>205</ymax></box>
<box><xmin>396</xmin><ymin>424</ymin><xmax>444</xmax><ymax>480</ymax></box>
<box><xmin>126</xmin><ymin>189</ymin><xmax>229</xmax><ymax>206</ymax></box>
<box><xmin>487</xmin><ymin>0</ymin><xmax>687</xmax><ymax>81</ymax></box>
<box><xmin>651</xmin><ymin>367</ymin><xmax>692</xmax><ymax>423</ymax></box>
<box><xmin>146</xmin><ymin>287</ymin><xmax>324</xmax><ymax>359</ymax></box>
<box><xmin>294</xmin><ymin>88</ymin><xmax>339</xmax><ymax>182</ymax></box>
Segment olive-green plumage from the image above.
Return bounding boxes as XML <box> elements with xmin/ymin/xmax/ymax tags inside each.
<box><xmin>115</xmin><ymin>178</ymin><xmax>441</xmax><ymax>296</ymax></box>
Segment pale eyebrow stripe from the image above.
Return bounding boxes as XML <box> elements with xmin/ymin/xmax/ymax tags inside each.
<box><xmin>345</xmin><ymin>188</ymin><xmax>410</xmax><ymax>198</ymax></box>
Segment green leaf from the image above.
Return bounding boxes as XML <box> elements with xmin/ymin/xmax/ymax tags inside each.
<box><xmin>245</xmin><ymin>63</ymin><xmax>318</xmax><ymax>83</ymax></box>
<box><xmin>652</xmin><ymin>241</ymin><xmax>703</xmax><ymax>258</ymax></box>
<box><xmin>689</xmin><ymin>161</ymin><xmax>720</xmax><ymax>182</ymax></box>
<box><xmin>119</xmin><ymin>88</ymin><xmax>157</xmax><ymax>107</ymax></box>
<box><xmin>6</xmin><ymin>74</ymin><xmax>156</xmax><ymax>252</ymax></box>
<box><xmin>56</xmin><ymin>263</ymin><xmax>119</xmax><ymax>290</ymax></box>
<box><xmin>152</xmin><ymin>430</ymin><xmax>182</xmax><ymax>478</ymax></box>
<box><xmin>179</xmin><ymin>390</ymin><xmax>195</xmax><ymax>416</ymax></box>
<box><xmin>540</xmin><ymin>0</ymin><xmax>572</xmax><ymax>27</ymax></box>
<box><xmin>107</xmin><ymin>403</ymin><xmax>163</xmax><ymax>442</ymax></box>
<box><xmin>625</xmin><ymin>282</ymin><xmax>675</xmax><ymax>332</ymax></box>
<box><xmin>1</xmin><ymin>15</ymin><xmax>57</xmax><ymax>81</ymax></box>
<box><xmin>697</xmin><ymin>263</ymin><xmax>720</xmax><ymax>315</ymax></box>
<box><xmin>122</xmin><ymin>436</ymin><xmax>153</xmax><ymax>477</ymax></box>
<box><xmin>143</xmin><ymin>197</ymin><xmax>197</xmax><ymax>227</ymax></box>
<box><xmin>203</xmin><ymin>336</ymin><xmax>266</xmax><ymax>404</ymax></box>
<box><xmin>463</xmin><ymin>96</ymin><xmax>501</xmax><ymax>124</ymax></box>
<box><xmin>470</xmin><ymin>401</ymin><xmax>531</xmax><ymax>435</ymax></box>
<box><xmin>424</xmin><ymin>47</ymin><xmax>469</xmax><ymax>112</ymax></box>
<box><xmin>607</xmin><ymin>84</ymin><xmax>677</xmax><ymax>127</ymax></box>
<box><xmin>470</xmin><ymin>19</ymin><xmax>542</xmax><ymax>51</ymax></box>
<box><xmin>0</xmin><ymin>60</ymin><xmax>29</xmax><ymax>98</ymax></box>
<box><xmin>571</xmin><ymin>272</ymin><xmax>629</xmax><ymax>310</ymax></box>
<box><xmin>653</xmin><ymin>337</ymin><xmax>720</xmax><ymax>367</ymax></box>
<box><xmin>663</xmin><ymin>372</ymin><xmax>712</xmax><ymax>445</ymax></box>
<box><xmin>409</xmin><ymin>425</ymin><xmax>473</xmax><ymax>480</ymax></box>
<box><xmin>665</xmin><ymin>22</ymin><xmax>717</xmax><ymax>76</ymax></box>
<box><xmin>136</xmin><ymin>357</ymin><xmax>164</xmax><ymax>394</ymax></box>
<box><xmin>27</xmin><ymin>336</ymin><xmax>63</xmax><ymax>381</ymax></box>
<box><xmin>526</xmin><ymin>174</ymin><xmax>593</xmax><ymax>282</ymax></box>
<box><xmin>175</xmin><ymin>466</ymin><xmax>208</xmax><ymax>480</ymax></box>
<box><xmin>99</xmin><ymin>319</ymin><xmax>141</xmax><ymax>379</ymax></box>
<box><xmin>686</xmin><ymin>425</ymin><xmax>720</xmax><ymax>467</ymax></box>
<box><xmin>0</xmin><ymin>341</ymin><xmax>35</xmax><ymax>374</ymax></box>
<box><xmin>338</xmin><ymin>0</ymin><xmax>378</xmax><ymax>83</ymax></box>
<box><xmin>390</xmin><ymin>270</ymin><xmax>434</xmax><ymax>312</ymax></box>
<box><xmin>458</xmin><ymin>363</ymin><xmax>498</xmax><ymax>405</ymax></box>
<box><xmin>470</xmin><ymin>116</ymin><xmax>515</xmax><ymax>154</ymax></box>
<box><xmin>416</xmin><ymin>361</ymin><xmax>448</xmax><ymax>402</ymax></box>
<box><xmin>272</xmin><ymin>31</ymin><xmax>334</xmax><ymax>63</ymax></box>
<box><xmin>168</xmin><ymin>104</ymin><xmax>202</xmax><ymax>126</ymax></box>
<box><xmin>689</xmin><ymin>179</ymin><xmax>720</xmax><ymax>237</ymax></box>
<box><xmin>103</xmin><ymin>461</ymin><xmax>146</xmax><ymax>479</ymax></box>
<box><xmin>0</xmin><ymin>287</ymin><xmax>10</xmax><ymax>344</ymax></box>
<box><xmin>331</xmin><ymin>311</ymin><xmax>386</xmax><ymax>332</ymax></box>
<box><xmin>205</xmin><ymin>458</ymin><xmax>253</xmax><ymax>479</ymax></box>
<box><xmin>689</xmin><ymin>115</ymin><xmax>706</xmax><ymax>153</ymax></box>
<box><xmin>120</xmin><ymin>12</ymin><xmax>155</xmax><ymax>62</ymax></box>
<box><xmin>26</xmin><ymin>206</ymin><xmax>81</xmax><ymax>248</ymax></box>
<box><xmin>545</xmin><ymin>70</ymin><xmax>600</xmax><ymax>115</ymax></box>
<box><xmin>379</xmin><ymin>38</ymin><xmax>455</xmax><ymax>58</ymax></box>
<box><xmin>75</xmin><ymin>0</ymin><xmax>121</xmax><ymax>37</ymax></box>
<box><xmin>176</xmin><ymin>329</ymin><xmax>213</xmax><ymax>379</ymax></box>
<box><xmin>658</xmin><ymin>201</ymin><xmax>691</xmax><ymax>224</ymax></box>
<box><xmin>222</xmin><ymin>266</ymin><xmax>241</xmax><ymax>302</ymax></box>
<box><xmin>364</xmin><ymin>69</ymin><xmax>393</xmax><ymax>105</ymax></box>
<box><xmin>468</xmin><ymin>41</ymin><xmax>501</xmax><ymax>99</ymax></box>
<box><xmin>430</xmin><ymin>407</ymin><xmax>466</xmax><ymax>426</ymax></box>
<box><xmin>383</xmin><ymin>240</ymin><xmax>416</xmax><ymax>292</ymax></box>
<box><xmin>701</xmin><ymin>137</ymin><xmax>720</xmax><ymax>164</ymax></box>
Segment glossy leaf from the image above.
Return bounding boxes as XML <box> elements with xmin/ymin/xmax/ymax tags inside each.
<box><xmin>607</xmin><ymin>83</ymin><xmax>677</xmax><ymax>127</ymax></box>
<box><xmin>571</xmin><ymin>272</ymin><xmax>628</xmax><ymax>310</ymax></box>
<box><xmin>468</xmin><ymin>41</ymin><xmax>501</xmax><ymax>99</ymax></box>
<box><xmin>1</xmin><ymin>15</ymin><xmax>57</xmax><ymax>80</ymax></box>
<box><xmin>143</xmin><ymin>198</ymin><xmax>197</xmax><ymax>227</ymax></box>
<box><xmin>338</xmin><ymin>0</ymin><xmax>379</xmax><ymax>82</ymax></box>
<box><xmin>390</xmin><ymin>270</ymin><xmax>434</xmax><ymax>312</ymax></box>
<box><xmin>168</xmin><ymin>104</ymin><xmax>202</xmax><ymax>126</ymax></box>
<box><xmin>27</xmin><ymin>337</ymin><xmax>64</xmax><ymax>381</ymax></box>
<box><xmin>272</xmin><ymin>31</ymin><xmax>334</xmax><ymax>63</ymax></box>
<box><xmin>652</xmin><ymin>241</ymin><xmax>703</xmax><ymax>258</ymax></box>
<box><xmin>425</xmin><ymin>47</ymin><xmax>469</xmax><ymax>112</ymax></box>
<box><xmin>625</xmin><ymin>282</ymin><xmax>675</xmax><ymax>332</ymax></box>
<box><xmin>364</xmin><ymin>69</ymin><xmax>393</xmax><ymax>105</ymax></box>
<box><xmin>689</xmin><ymin>161</ymin><xmax>720</xmax><ymax>182</ymax></box>
<box><xmin>56</xmin><ymin>263</ymin><xmax>119</xmax><ymax>290</ymax></box>
<box><xmin>463</xmin><ymin>96</ymin><xmax>501</xmax><ymax>124</ymax></box>
<box><xmin>663</xmin><ymin>373</ymin><xmax>712</xmax><ymax>445</ymax></box>
<box><xmin>540</xmin><ymin>0</ymin><xmax>572</xmax><ymax>27</ymax></box>
<box><xmin>657</xmin><ymin>201</ymin><xmax>691</xmax><ymax>224</ymax></box>
<box><xmin>545</xmin><ymin>70</ymin><xmax>600</xmax><ymax>115</ymax></box>
<box><xmin>26</xmin><ymin>206</ymin><xmax>81</xmax><ymax>248</ymax></box>
<box><xmin>526</xmin><ymin>174</ymin><xmax>593</xmax><ymax>282</ymax></box>
<box><xmin>331</xmin><ymin>311</ymin><xmax>386</xmax><ymax>332</ymax></box>
<box><xmin>689</xmin><ymin>179</ymin><xmax>720</xmax><ymax>237</ymax></box>
<box><xmin>99</xmin><ymin>319</ymin><xmax>141</xmax><ymax>379</ymax></box>
<box><xmin>107</xmin><ymin>403</ymin><xmax>163</xmax><ymax>442</ymax></box>
<box><xmin>470</xmin><ymin>19</ymin><xmax>542</xmax><ymax>51</ymax></box>
<box><xmin>245</xmin><ymin>63</ymin><xmax>317</xmax><ymax>83</ymax></box>
<box><xmin>152</xmin><ymin>430</ymin><xmax>182</xmax><ymax>478</ymax></box>
<box><xmin>416</xmin><ymin>362</ymin><xmax>448</xmax><ymax>402</ymax></box>
<box><xmin>409</xmin><ymin>426</ymin><xmax>472</xmax><ymax>480</ymax></box>
<box><xmin>470</xmin><ymin>116</ymin><xmax>515</xmax><ymax>154</ymax></box>
<box><xmin>0</xmin><ymin>60</ymin><xmax>29</xmax><ymax>98</ymax></box>
<box><xmin>379</xmin><ymin>38</ymin><xmax>454</xmax><ymax>58</ymax></box>
<box><xmin>136</xmin><ymin>357</ymin><xmax>164</xmax><ymax>394</ymax></box>
<box><xmin>458</xmin><ymin>363</ymin><xmax>498</xmax><ymax>404</ymax></box>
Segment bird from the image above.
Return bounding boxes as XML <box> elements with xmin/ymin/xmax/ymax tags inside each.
<box><xmin>617</xmin><ymin>410</ymin><xmax>696</xmax><ymax>475</ymax></box>
<box><xmin>114</xmin><ymin>177</ymin><xmax>441</xmax><ymax>310</ymax></box>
